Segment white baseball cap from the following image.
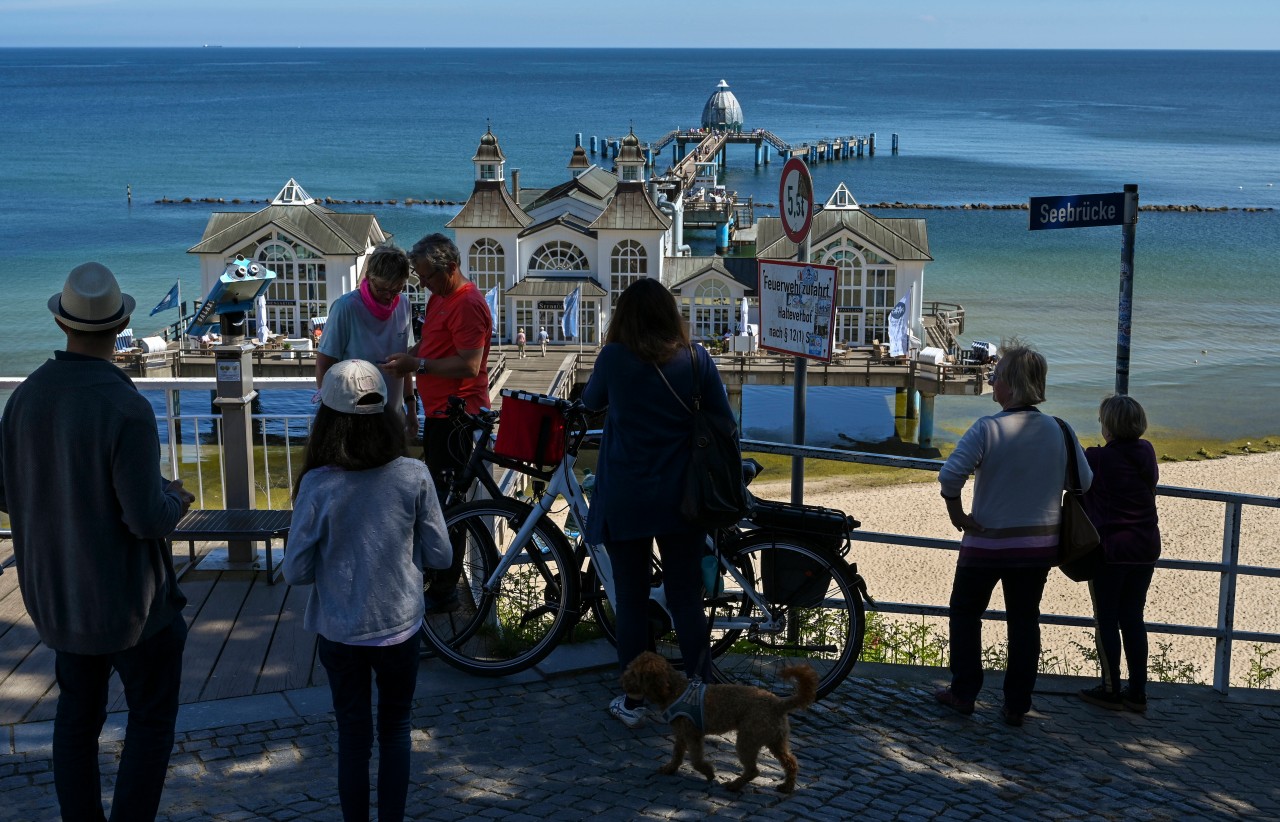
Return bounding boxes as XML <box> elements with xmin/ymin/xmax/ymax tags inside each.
<box><xmin>319</xmin><ymin>359</ymin><xmax>386</xmax><ymax>415</ymax></box>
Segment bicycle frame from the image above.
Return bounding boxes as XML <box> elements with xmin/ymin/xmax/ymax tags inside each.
<box><xmin>442</xmin><ymin>397</ymin><xmax>794</xmax><ymax>639</ymax></box>
<box><xmin>478</xmin><ymin>449</ymin><xmax>785</xmax><ymax>637</ymax></box>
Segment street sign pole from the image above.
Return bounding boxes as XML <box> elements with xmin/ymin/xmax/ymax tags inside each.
<box><xmin>1029</xmin><ymin>187</ymin><xmax>1138</xmax><ymax>396</ymax></box>
<box><xmin>1116</xmin><ymin>183</ymin><xmax>1139</xmax><ymax>395</ymax></box>
<box><xmin>778</xmin><ymin>158</ymin><xmax>814</xmax><ymax>506</ymax></box>
<box><xmin>792</xmin><ymin>235</ymin><xmax>812</xmax><ymax>505</ymax></box>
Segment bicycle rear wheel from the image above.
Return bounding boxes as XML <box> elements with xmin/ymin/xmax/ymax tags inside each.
<box><xmin>420</xmin><ymin>498</ymin><xmax>579</xmax><ymax>677</ymax></box>
<box><xmin>712</xmin><ymin>534</ymin><xmax>865</xmax><ymax>700</ymax></box>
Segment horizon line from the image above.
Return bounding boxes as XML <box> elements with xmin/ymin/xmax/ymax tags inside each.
<box><xmin>1</xmin><ymin>45</ymin><xmax>1277</xmax><ymax>53</ymax></box>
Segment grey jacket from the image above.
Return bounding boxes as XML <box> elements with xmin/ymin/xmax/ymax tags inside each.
<box><xmin>283</xmin><ymin>457</ymin><xmax>451</xmax><ymax>644</ymax></box>
<box><xmin>0</xmin><ymin>353</ymin><xmax>188</xmax><ymax>654</ymax></box>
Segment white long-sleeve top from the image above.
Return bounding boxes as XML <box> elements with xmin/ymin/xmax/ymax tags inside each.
<box><xmin>938</xmin><ymin>407</ymin><xmax>1092</xmax><ymax>567</ymax></box>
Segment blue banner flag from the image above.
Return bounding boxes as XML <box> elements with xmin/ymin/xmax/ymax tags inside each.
<box><xmin>149</xmin><ymin>280</ymin><xmax>180</xmax><ymax>316</ymax></box>
<box><xmin>561</xmin><ymin>286</ymin><xmax>580</xmax><ymax>339</ymax></box>
<box><xmin>485</xmin><ymin>286</ymin><xmax>499</xmax><ymax>334</ymax></box>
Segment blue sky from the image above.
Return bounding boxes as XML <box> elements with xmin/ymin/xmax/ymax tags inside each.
<box><xmin>0</xmin><ymin>0</ymin><xmax>1273</xmax><ymax>49</ymax></box>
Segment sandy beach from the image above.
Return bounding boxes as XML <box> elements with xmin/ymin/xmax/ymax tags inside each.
<box><xmin>751</xmin><ymin>451</ymin><xmax>1280</xmax><ymax>688</ymax></box>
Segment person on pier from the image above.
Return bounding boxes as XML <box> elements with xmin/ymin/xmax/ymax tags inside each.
<box><xmin>382</xmin><ymin>233</ymin><xmax>492</xmax><ymax>614</ymax></box>
<box><xmin>316</xmin><ymin>244</ymin><xmax>416</xmax><ymax>439</ymax></box>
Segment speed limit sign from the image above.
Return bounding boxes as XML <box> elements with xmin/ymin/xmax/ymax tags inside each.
<box><xmin>779</xmin><ymin>157</ymin><xmax>814</xmax><ymax>243</ymax></box>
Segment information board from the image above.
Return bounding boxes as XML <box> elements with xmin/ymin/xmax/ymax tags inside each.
<box><xmin>757</xmin><ymin>259</ymin><xmax>839</xmax><ymax>361</ymax></box>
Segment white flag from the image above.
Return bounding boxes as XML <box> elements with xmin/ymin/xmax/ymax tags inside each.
<box><xmin>561</xmin><ymin>286</ymin><xmax>580</xmax><ymax>339</ymax></box>
<box><xmin>484</xmin><ymin>286</ymin><xmax>499</xmax><ymax>334</ymax></box>
<box><xmin>888</xmin><ymin>287</ymin><xmax>912</xmax><ymax>357</ymax></box>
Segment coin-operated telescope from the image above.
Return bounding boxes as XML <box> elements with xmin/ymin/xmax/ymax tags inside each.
<box><xmin>187</xmin><ymin>256</ymin><xmax>277</xmax><ymax>342</ymax></box>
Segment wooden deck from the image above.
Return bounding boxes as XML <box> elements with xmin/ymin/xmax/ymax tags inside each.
<box><xmin>0</xmin><ymin>542</ymin><xmax>325</xmax><ymax>726</ymax></box>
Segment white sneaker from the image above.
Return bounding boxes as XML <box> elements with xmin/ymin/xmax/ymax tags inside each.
<box><xmin>608</xmin><ymin>695</ymin><xmax>646</xmax><ymax>728</ymax></box>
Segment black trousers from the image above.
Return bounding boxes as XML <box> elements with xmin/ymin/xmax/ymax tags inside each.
<box><xmin>606</xmin><ymin>531</ymin><xmax>713</xmax><ymax>681</ymax></box>
<box><xmin>52</xmin><ymin>613</ymin><xmax>187</xmax><ymax>822</ymax></box>
<box><xmin>1088</xmin><ymin>563</ymin><xmax>1155</xmax><ymax>696</ymax></box>
<box><xmin>948</xmin><ymin>565</ymin><xmax>1049</xmax><ymax>713</ymax></box>
<box><xmin>421</xmin><ymin>416</ymin><xmax>472</xmax><ymax>600</ymax></box>
<box><xmin>317</xmin><ymin>633</ymin><xmax>421</xmax><ymax>822</ymax></box>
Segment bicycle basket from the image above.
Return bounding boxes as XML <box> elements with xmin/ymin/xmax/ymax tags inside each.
<box><xmin>493</xmin><ymin>390</ymin><xmax>566</xmax><ymax>466</ymax></box>
<box><xmin>760</xmin><ymin>546</ymin><xmax>833</xmax><ymax>609</ymax></box>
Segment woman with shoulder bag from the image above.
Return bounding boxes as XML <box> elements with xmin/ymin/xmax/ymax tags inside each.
<box><xmin>1078</xmin><ymin>395</ymin><xmax>1160</xmax><ymax>713</ymax></box>
<box><xmin>935</xmin><ymin>343</ymin><xmax>1092</xmax><ymax>727</ymax></box>
<box><xmin>581</xmin><ymin>278</ymin><xmax>737</xmax><ymax>729</ymax></box>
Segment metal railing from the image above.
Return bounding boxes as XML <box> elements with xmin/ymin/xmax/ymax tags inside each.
<box><xmin>5</xmin><ymin>375</ymin><xmax>1277</xmax><ymax>692</ymax></box>
<box><xmin>741</xmin><ymin>438</ymin><xmax>1280</xmax><ymax>694</ymax></box>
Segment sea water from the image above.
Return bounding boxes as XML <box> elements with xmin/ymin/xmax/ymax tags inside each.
<box><xmin>2</xmin><ymin>48</ymin><xmax>1277</xmax><ymax>445</ymax></box>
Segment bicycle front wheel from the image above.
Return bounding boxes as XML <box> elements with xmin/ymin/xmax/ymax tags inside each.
<box><xmin>420</xmin><ymin>498</ymin><xmax>579</xmax><ymax>677</ymax></box>
<box><xmin>712</xmin><ymin>534</ymin><xmax>865</xmax><ymax>700</ymax></box>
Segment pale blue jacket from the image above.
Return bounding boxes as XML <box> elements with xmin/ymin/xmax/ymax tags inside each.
<box><xmin>284</xmin><ymin>457</ymin><xmax>450</xmax><ymax>644</ymax></box>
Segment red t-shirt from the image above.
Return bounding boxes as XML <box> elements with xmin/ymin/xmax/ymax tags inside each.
<box><xmin>414</xmin><ymin>280</ymin><xmax>492</xmax><ymax>415</ymax></box>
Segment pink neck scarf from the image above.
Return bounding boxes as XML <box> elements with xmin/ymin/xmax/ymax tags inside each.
<box><xmin>359</xmin><ymin>279</ymin><xmax>399</xmax><ymax>322</ymax></box>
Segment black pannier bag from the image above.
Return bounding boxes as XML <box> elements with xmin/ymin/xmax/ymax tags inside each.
<box><xmin>749</xmin><ymin>499</ymin><xmax>852</xmax><ymax>608</ymax></box>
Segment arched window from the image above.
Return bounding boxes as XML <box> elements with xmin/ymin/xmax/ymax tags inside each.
<box><xmin>690</xmin><ymin>277</ymin><xmax>732</xmax><ymax>341</ymax></box>
<box><xmin>818</xmin><ymin>237</ymin><xmax>896</xmax><ymax>345</ymax></box>
<box><xmin>528</xmin><ymin>240</ymin><xmax>588</xmax><ymax>272</ymax></box>
<box><xmin>241</xmin><ymin>232</ymin><xmax>327</xmax><ymax>338</ymax></box>
<box><xmin>468</xmin><ymin>238</ymin><xmax>505</xmax><ymax>293</ymax></box>
<box><xmin>609</xmin><ymin>240</ymin><xmax>646</xmax><ymax>305</ymax></box>
<box><xmin>819</xmin><ymin>240</ymin><xmax>863</xmax><ymax>310</ymax></box>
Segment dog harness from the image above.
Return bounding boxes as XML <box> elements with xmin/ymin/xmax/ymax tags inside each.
<box><xmin>660</xmin><ymin>679</ymin><xmax>707</xmax><ymax>731</ymax></box>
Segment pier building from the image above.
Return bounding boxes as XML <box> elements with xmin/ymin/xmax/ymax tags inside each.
<box><xmin>447</xmin><ymin>124</ymin><xmax>933</xmax><ymax>354</ymax></box>
<box><xmin>187</xmin><ymin>179</ymin><xmax>401</xmax><ymax>339</ymax></box>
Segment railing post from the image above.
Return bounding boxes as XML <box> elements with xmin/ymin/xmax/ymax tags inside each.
<box><xmin>1214</xmin><ymin>501</ymin><xmax>1243</xmax><ymax>693</ymax></box>
<box><xmin>164</xmin><ymin>388</ymin><xmax>181</xmax><ymax>483</ymax></box>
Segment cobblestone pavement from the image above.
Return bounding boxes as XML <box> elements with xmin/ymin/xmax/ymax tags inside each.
<box><xmin>2</xmin><ymin>660</ymin><xmax>1278</xmax><ymax>821</ymax></box>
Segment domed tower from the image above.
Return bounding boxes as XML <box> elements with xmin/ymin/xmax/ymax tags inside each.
<box><xmin>472</xmin><ymin>126</ymin><xmax>506</xmax><ymax>182</ymax></box>
<box><xmin>567</xmin><ymin>144</ymin><xmax>591</xmax><ymax>173</ymax></box>
<box><xmin>615</xmin><ymin>128</ymin><xmax>646</xmax><ymax>183</ymax></box>
<box><xmin>701</xmin><ymin>80</ymin><xmax>743</xmax><ymax>133</ymax></box>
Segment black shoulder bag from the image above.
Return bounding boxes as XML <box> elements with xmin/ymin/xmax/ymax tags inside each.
<box><xmin>654</xmin><ymin>346</ymin><xmax>749</xmax><ymax>529</ymax></box>
<box><xmin>1054</xmin><ymin>416</ymin><xmax>1103</xmax><ymax>582</ymax></box>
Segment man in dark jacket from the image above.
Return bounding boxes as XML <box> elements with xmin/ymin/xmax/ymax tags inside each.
<box><xmin>0</xmin><ymin>262</ymin><xmax>194</xmax><ymax>821</ymax></box>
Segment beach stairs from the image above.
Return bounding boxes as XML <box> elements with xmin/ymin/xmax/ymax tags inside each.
<box><xmin>922</xmin><ymin>313</ymin><xmax>960</xmax><ymax>353</ymax></box>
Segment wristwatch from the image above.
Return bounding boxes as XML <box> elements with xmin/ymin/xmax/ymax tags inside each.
<box><xmin>415</xmin><ymin>358</ymin><xmax>427</xmax><ymax>375</ymax></box>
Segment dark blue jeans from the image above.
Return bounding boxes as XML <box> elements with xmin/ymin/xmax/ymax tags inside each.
<box><xmin>948</xmin><ymin>565</ymin><xmax>1049</xmax><ymax>714</ymax></box>
<box><xmin>606</xmin><ymin>531</ymin><xmax>713</xmax><ymax>681</ymax></box>
<box><xmin>317</xmin><ymin>632</ymin><xmax>420</xmax><ymax>822</ymax></box>
<box><xmin>1088</xmin><ymin>563</ymin><xmax>1155</xmax><ymax>696</ymax></box>
<box><xmin>53</xmin><ymin>613</ymin><xmax>187</xmax><ymax>822</ymax></box>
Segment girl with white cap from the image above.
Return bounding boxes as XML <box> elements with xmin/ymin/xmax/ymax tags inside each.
<box><xmin>284</xmin><ymin>359</ymin><xmax>451</xmax><ymax>822</ymax></box>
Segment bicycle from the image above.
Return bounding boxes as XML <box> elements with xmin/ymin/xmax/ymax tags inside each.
<box><xmin>420</xmin><ymin>390</ymin><xmax>873</xmax><ymax>700</ymax></box>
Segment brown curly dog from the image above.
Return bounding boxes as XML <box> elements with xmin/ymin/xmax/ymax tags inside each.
<box><xmin>620</xmin><ymin>651</ymin><xmax>818</xmax><ymax>793</ymax></box>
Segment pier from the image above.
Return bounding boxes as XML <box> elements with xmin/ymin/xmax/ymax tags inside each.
<box><xmin>571</xmin><ymin>79</ymin><xmax>899</xmax><ymax>253</ymax></box>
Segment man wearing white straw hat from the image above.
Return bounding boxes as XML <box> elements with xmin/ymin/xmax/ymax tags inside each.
<box><xmin>0</xmin><ymin>262</ymin><xmax>195</xmax><ymax>821</ymax></box>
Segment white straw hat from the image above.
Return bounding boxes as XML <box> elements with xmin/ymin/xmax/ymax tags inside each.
<box><xmin>48</xmin><ymin>262</ymin><xmax>136</xmax><ymax>331</ymax></box>
<box><xmin>319</xmin><ymin>359</ymin><xmax>387</xmax><ymax>415</ymax></box>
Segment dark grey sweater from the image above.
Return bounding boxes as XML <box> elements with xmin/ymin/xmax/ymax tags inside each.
<box><xmin>0</xmin><ymin>353</ymin><xmax>187</xmax><ymax>654</ymax></box>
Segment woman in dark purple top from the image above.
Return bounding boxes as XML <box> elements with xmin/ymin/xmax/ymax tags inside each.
<box><xmin>1079</xmin><ymin>395</ymin><xmax>1161</xmax><ymax>713</ymax></box>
